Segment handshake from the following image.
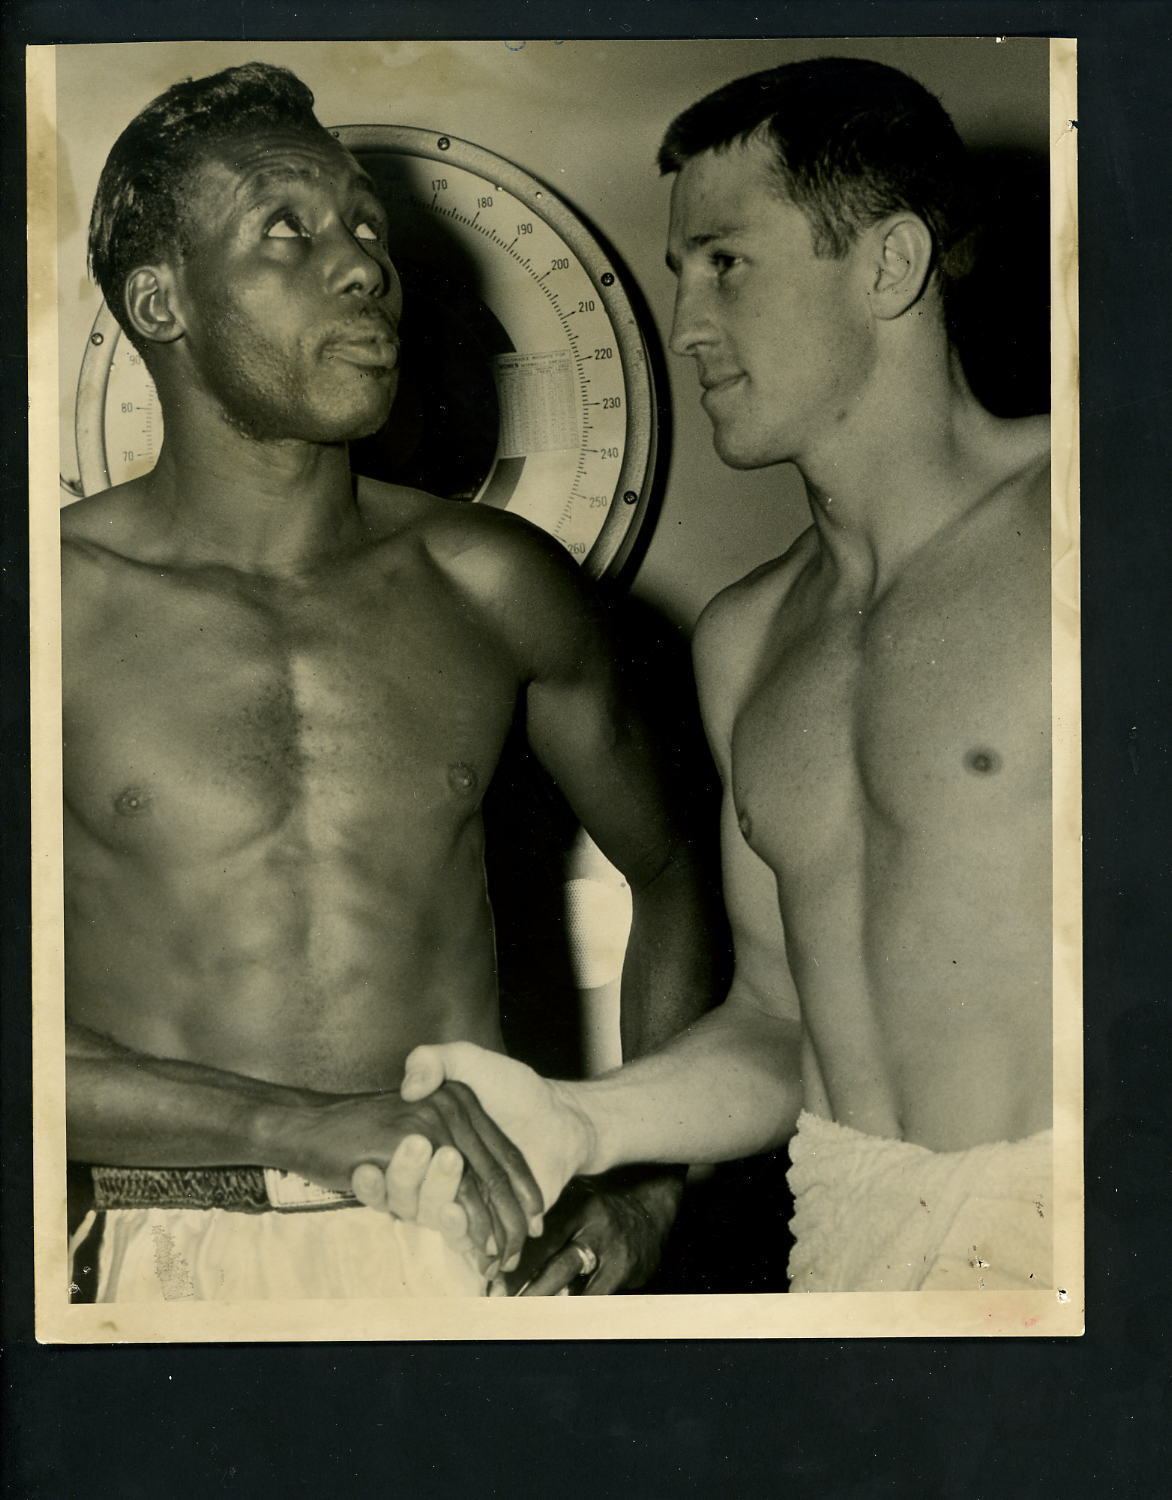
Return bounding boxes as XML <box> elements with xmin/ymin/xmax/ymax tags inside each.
<box><xmin>346</xmin><ymin>1044</ymin><xmax>675</xmax><ymax>1297</ymax></box>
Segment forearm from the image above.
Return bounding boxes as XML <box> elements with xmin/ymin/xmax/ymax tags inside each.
<box><xmin>619</xmin><ymin>847</ymin><xmax>726</xmax><ymax>1061</ymax></box>
<box><xmin>607</xmin><ymin>852</ymin><xmax>722</xmax><ymax>1216</ymax></box>
<box><xmin>562</xmin><ymin>992</ymin><xmax>802</xmax><ymax>1176</ymax></box>
<box><xmin>66</xmin><ymin>1020</ymin><xmax>325</xmax><ymax>1171</ymax></box>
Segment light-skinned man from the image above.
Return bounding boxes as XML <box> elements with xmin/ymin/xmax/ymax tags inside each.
<box><xmin>379</xmin><ymin>57</ymin><xmax>1054</xmax><ymax>1293</ymax></box>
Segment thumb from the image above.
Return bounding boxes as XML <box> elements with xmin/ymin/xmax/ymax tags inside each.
<box><xmin>401</xmin><ymin>1043</ymin><xmax>449</xmax><ymax>1101</ymax></box>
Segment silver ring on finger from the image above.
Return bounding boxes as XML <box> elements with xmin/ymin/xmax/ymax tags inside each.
<box><xmin>572</xmin><ymin>1236</ymin><xmax>599</xmax><ymax>1278</ymax></box>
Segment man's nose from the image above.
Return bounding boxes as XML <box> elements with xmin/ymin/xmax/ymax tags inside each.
<box><xmin>327</xmin><ymin>226</ymin><xmax>394</xmax><ymax>302</ymax></box>
<box><xmin>668</xmin><ymin>283</ymin><xmax>710</xmax><ymax>358</ymax></box>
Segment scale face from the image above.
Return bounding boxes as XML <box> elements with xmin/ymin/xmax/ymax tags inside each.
<box><xmin>74</xmin><ymin>124</ymin><xmax>664</xmax><ymax>581</ymax></box>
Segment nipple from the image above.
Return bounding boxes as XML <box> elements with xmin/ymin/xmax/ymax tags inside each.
<box><xmin>737</xmin><ymin>807</ymin><xmax>753</xmax><ymax>841</ymax></box>
<box><xmin>113</xmin><ymin>786</ymin><xmax>151</xmax><ymax>816</ymax></box>
<box><xmin>964</xmin><ymin>748</ymin><xmax>1002</xmax><ymax>776</ymax></box>
<box><xmin>447</xmin><ymin>761</ymin><xmax>479</xmax><ymax>796</ymax></box>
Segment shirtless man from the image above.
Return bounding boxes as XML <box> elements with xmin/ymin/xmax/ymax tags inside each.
<box><xmin>381</xmin><ymin>58</ymin><xmax>1055</xmax><ymax>1292</ymax></box>
<box><xmin>63</xmin><ymin>63</ymin><xmax>715</xmax><ymax>1302</ymax></box>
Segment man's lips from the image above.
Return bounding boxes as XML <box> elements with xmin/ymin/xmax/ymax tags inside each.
<box><xmin>327</xmin><ymin>333</ymin><xmax>399</xmax><ymax>369</ymax></box>
<box><xmin>700</xmin><ymin>372</ymin><xmax>744</xmax><ymax>393</ymax></box>
<box><xmin>700</xmin><ymin>372</ymin><xmax>745</xmax><ymax>403</ymax></box>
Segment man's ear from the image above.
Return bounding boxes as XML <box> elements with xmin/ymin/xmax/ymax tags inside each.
<box><xmin>123</xmin><ymin>266</ymin><xmax>185</xmax><ymax>346</ymax></box>
<box><xmin>865</xmin><ymin>214</ymin><xmax>935</xmax><ymax>321</ymax></box>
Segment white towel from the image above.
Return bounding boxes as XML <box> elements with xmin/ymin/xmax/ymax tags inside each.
<box><xmin>786</xmin><ymin>1110</ymin><xmax>1053</xmax><ymax>1292</ymax></box>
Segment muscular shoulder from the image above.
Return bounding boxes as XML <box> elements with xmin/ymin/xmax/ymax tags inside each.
<box><xmin>61</xmin><ymin>480</ymin><xmax>148</xmax><ymax>556</ymax></box>
<box><xmin>692</xmin><ymin>529</ymin><xmax>816</xmax><ymax>754</ymax></box>
<box><xmin>359</xmin><ymin>477</ymin><xmax>602</xmax><ymax>677</ymax></box>
<box><xmin>955</xmin><ymin>415</ymin><xmax>1051</xmax><ymax>575</ymax></box>
<box><xmin>60</xmin><ymin>483</ymin><xmax>155</xmax><ymax>617</ymax></box>
<box><xmin>694</xmin><ymin>533</ymin><xmax>814</xmax><ymax>661</ymax></box>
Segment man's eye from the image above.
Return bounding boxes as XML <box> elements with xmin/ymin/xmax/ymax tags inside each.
<box><xmin>266</xmin><ymin>215</ymin><xmax>307</xmax><ymax>239</ymax></box>
<box><xmin>711</xmin><ymin>252</ymin><xmax>739</xmax><ymax>275</ymax></box>
<box><xmin>353</xmin><ymin>221</ymin><xmax>382</xmax><ymax>243</ymax></box>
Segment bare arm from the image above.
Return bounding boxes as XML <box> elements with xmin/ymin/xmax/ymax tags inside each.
<box><xmin>466</xmin><ymin>528</ymin><xmax>726</xmax><ymax>1290</ymax></box>
<box><xmin>396</xmin><ymin>814</ymin><xmax>803</xmax><ymax>1211</ymax></box>
<box><xmin>394</xmin><ymin>997</ymin><xmax>800</xmax><ymax>1220</ymax></box>
<box><xmin>392</xmin><ymin>574</ymin><xmax>804</xmax><ymax>1220</ymax></box>
<box><xmin>568</xmin><ymin>570</ymin><xmax>803</xmax><ymax>1170</ymax></box>
<box><xmin>66</xmin><ymin>1017</ymin><xmax>319</xmax><ymax>1168</ymax></box>
<box><xmin>565</xmin><ymin>766</ymin><xmax>804</xmax><ymax>1176</ymax></box>
<box><xmin>66</xmin><ymin>1019</ymin><xmax>542</xmax><ymax>1268</ymax></box>
<box><xmin>519</xmin><ymin>550</ymin><xmax>722</xmax><ymax>1058</ymax></box>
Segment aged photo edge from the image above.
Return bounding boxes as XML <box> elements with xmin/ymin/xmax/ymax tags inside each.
<box><xmin>30</xmin><ymin>35</ymin><xmax>1083</xmax><ymax>1344</ymax></box>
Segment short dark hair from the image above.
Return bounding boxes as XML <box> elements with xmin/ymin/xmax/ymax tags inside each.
<box><xmin>658</xmin><ymin>57</ymin><xmax>977</xmax><ymax>307</ymax></box>
<box><xmin>89</xmin><ymin>62</ymin><xmax>327</xmax><ymax>347</ymax></box>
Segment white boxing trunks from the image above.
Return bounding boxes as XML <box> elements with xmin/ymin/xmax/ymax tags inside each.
<box><xmin>70</xmin><ymin>1165</ymin><xmax>485</xmax><ymax>1302</ymax></box>
<box><xmin>786</xmin><ymin>1110</ymin><xmax>1053</xmax><ymax>1293</ymax></box>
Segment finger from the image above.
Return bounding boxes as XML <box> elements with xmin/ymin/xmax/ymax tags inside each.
<box><xmin>415</xmin><ymin>1192</ymin><xmax>475</xmax><ymax>1267</ymax></box>
<box><xmin>581</xmin><ymin>1259</ymin><xmax>628</xmax><ymax>1296</ymax></box>
<box><xmin>437</xmin><ymin>1200</ymin><xmax>470</xmax><ymax>1248</ymax></box>
<box><xmin>443</xmin><ymin>1078</ymin><xmax>544</xmax><ymax>1225</ymax></box>
<box><xmin>519</xmin><ymin>1241</ymin><xmax>599</xmax><ymax>1297</ymax></box>
<box><xmin>381</xmin><ymin>1128</ymin><xmax>495</xmax><ymax>1270</ymax></box>
<box><xmin>454</xmin><ymin>1136</ymin><xmax>516</xmax><ymax>1272</ymax></box>
<box><xmin>452</xmin><ymin>1170</ymin><xmax>500</xmax><ymax>1274</ymax></box>
<box><xmin>406</xmin><ymin>1052</ymin><xmax>545</xmax><ymax>1235</ymax></box>
<box><xmin>381</xmin><ymin>1132</ymin><xmax>433</xmax><ymax>1219</ymax></box>
<box><xmin>416</xmin><ymin>1145</ymin><xmax>464</xmax><ymax>1231</ymax></box>
<box><xmin>431</xmin><ymin>1088</ymin><xmax>529</xmax><ymax>1269</ymax></box>
<box><xmin>350</xmin><ymin>1161</ymin><xmax>388</xmax><ymax>1210</ymax></box>
<box><xmin>401</xmin><ymin>1044</ymin><xmax>450</xmax><ymax>1102</ymax></box>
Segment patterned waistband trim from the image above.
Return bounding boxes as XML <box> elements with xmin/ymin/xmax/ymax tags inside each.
<box><xmin>92</xmin><ymin>1164</ymin><xmax>358</xmax><ymax>1214</ymax></box>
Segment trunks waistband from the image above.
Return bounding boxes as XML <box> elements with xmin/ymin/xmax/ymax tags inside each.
<box><xmin>91</xmin><ymin>1165</ymin><xmax>359</xmax><ymax>1214</ymax></box>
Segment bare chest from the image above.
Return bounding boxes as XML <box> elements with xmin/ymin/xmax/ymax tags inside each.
<box><xmin>731</xmin><ymin>542</ymin><xmax>1051</xmax><ymax>882</ymax></box>
<box><xmin>63</xmin><ymin>558</ymin><xmax>518</xmax><ymax>859</ymax></box>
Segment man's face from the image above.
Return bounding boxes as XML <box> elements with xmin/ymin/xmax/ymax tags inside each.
<box><xmin>665</xmin><ymin>139</ymin><xmax>874</xmax><ymax>471</ymax></box>
<box><xmin>169</xmin><ymin>127</ymin><xmax>402</xmax><ymax>444</ymax></box>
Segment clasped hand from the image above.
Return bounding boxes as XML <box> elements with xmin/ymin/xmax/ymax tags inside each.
<box><xmin>299</xmin><ymin>1079</ymin><xmax>542</xmax><ymax>1277</ymax></box>
<box><xmin>348</xmin><ymin>1043</ymin><xmax>680</xmax><ymax>1295</ymax></box>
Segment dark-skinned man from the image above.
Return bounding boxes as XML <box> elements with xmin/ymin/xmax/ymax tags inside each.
<box><xmin>64</xmin><ymin>62</ymin><xmax>716</xmax><ymax>1301</ymax></box>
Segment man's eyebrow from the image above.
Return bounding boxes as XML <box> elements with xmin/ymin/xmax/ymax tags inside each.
<box><xmin>665</xmin><ymin>227</ymin><xmax>745</xmax><ymax>272</ymax></box>
<box><xmin>350</xmin><ymin>169</ymin><xmax>379</xmax><ymax>198</ymax></box>
<box><xmin>236</xmin><ymin>164</ymin><xmax>316</xmax><ymax>202</ymax></box>
<box><xmin>235</xmin><ymin>164</ymin><xmax>383</xmax><ymax>209</ymax></box>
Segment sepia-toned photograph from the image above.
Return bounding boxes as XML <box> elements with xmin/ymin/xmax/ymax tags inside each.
<box><xmin>28</xmin><ymin>35</ymin><xmax>1082</xmax><ymax>1342</ymax></box>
